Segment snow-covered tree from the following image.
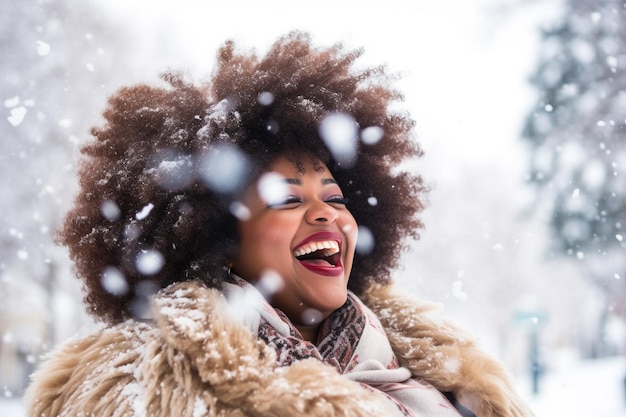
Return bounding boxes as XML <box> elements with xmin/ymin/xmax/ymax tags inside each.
<box><xmin>1</xmin><ymin>0</ymin><xmax>134</xmax><ymax>393</ymax></box>
<box><xmin>523</xmin><ymin>0</ymin><xmax>626</xmax><ymax>354</ymax></box>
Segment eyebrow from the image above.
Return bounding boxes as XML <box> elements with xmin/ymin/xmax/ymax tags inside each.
<box><xmin>282</xmin><ymin>178</ymin><xmax>338</xmax><ymax>185</ymax></box>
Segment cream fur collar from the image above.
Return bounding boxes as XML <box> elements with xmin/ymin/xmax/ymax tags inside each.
<box><xmin>361</xmin><ymin>284</ymin><xmax>535</xmax><ymax>417</ymax></box>
<box><xmin>26</xmin><ymin>281</ymin><xmax>534</xmax><ymax>417</ymax></box>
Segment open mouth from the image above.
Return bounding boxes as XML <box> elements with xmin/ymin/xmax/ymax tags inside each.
<box><xmin>293</xmin><ymin>232</ymin><xmax>344</xmax><ymax>277</ymax></box>
<box><xmin>294</xmin><ymin>240</ymin><xmax>341</xmax><ymax>267</ymax></box>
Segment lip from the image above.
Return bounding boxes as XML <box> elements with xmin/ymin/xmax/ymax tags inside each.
<box><xmin>294</xmin><ymin>231</ymin><xmax>344</xmax><ymax>277</ymax></box>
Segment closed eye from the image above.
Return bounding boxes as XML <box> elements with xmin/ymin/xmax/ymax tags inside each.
<box><xmin>325</xmin><ymin>196</ymin><xmax>350</xmax><ymax>206</ymax></box>
<box><xmin>267</xmin><ymin>196</ymin><xmax>302</xmax><ymax>209</ymax></box>
<box><xmin>267</xmin><ymin>196</ymin><xmax>349</xmax><ymax>209</ymax></box>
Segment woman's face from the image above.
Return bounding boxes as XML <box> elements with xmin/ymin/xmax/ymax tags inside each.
<box><xmin>232</xmin><ymin>155</ymin><xmax>358</xmax><ymax>327</ymax></box>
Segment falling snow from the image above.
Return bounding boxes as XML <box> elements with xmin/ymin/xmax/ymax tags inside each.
<box><xmin>3</xmin><ymin>0</ymin><xmax>625</xmax><ymax>415</ymax></box>
<box><xmin>135</xmin><ymin>250</ymin><xmax>165</xmax><ymax>275</ymax></box>
<box><xmin>135</xmin><ymin>203</ymin><xmax>154</xmax><ymax>220</ymax></box>
<box><xmin>318</xmin><ymin>112</ymin><xmax>359</xmax><ymax>167</ymax></box>
<box><xmin>8</xmin><ymin>106</ymin><xmax>27</xmax><ymax>126</ymax></box>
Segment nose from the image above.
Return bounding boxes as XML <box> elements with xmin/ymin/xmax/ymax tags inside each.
<box><xmin>306</xmin><ymin>200</ymin><xmax>339</xmax><ymax>224</ymax></box>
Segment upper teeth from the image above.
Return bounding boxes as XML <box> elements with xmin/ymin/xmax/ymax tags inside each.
<box><xmin>294</xmin><ymin>240</ymin><xmax>339</xmax><ymax>257</ymax></box>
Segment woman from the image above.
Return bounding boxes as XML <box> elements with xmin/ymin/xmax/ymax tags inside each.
<box><xmin>26</xmin><ymin>32</ymin><xmax>534</xmax><ymax>416</ymax></box>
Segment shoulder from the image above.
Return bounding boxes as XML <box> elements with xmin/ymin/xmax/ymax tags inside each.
<box><xmin>360</xmin><ymin>284</ymin><xmax>536</xmax><ymax>417</ymax></box>
<box><xmin>25</xmin><ymin>281</ymin><xmax>397</xmax><ymax>417</ymax></box>
<box><xmin>25</xmin><ymin>319</ymin><xmax>155</xmax><ymax>417</ymax></box>
<box><xmin>24</xmin><ymin>281</ymin><xmax>244</xmax><ymax>417</ymax></box>
<box><xmin>23</xmin><ymin>281</ymin><xmax>225</xmax><ymax>416</ymax></box>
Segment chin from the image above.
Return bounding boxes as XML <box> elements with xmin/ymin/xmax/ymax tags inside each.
<box><xmin>326</xmin><ymin>294</ymin><xmax>349</xmax><ymax>311</ymax></box>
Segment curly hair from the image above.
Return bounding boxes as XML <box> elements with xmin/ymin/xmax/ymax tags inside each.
<box><xmin>58</xmin><ymin>31</ymin><xmax>427</xmax><ymax>324</ymax></box>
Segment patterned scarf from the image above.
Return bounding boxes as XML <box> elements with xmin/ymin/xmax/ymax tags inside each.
<box><xmin>223</xmin><ymin>275</ymin><xmax>461</xmax><ymax>417</ymax></box>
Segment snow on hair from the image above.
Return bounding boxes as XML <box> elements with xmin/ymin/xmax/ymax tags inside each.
<box><xmin>58</xmin><ymin>31</ymin><xmax>427</xmax><ymax>324</ymax></box>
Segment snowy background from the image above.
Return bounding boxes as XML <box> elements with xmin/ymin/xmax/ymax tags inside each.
<box><xmin>2</xmin><ymin>0</ymin><xmax>626</xmax><ymax>415</ymax></box>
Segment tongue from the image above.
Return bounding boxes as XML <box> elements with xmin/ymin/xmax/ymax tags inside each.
<box><xmin>298</xmin><ymin>258</ymin><xmax>333</xmax><ymax>267</ymax></box>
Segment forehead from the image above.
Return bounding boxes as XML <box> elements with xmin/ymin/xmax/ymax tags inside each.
<box><xmin>268</xmin><ymin>155</ymin><xmax>330</xmax><ymax>176</ymax></box>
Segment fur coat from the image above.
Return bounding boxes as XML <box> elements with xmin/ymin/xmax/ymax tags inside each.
<box><xmin>25</xmin><ymin>281</ymin><xmax>534</xmax><ymax>417</ymax></box>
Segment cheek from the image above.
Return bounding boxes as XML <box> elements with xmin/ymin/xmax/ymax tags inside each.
<box><xmin>236</xmin><ymin>218</ymin><xmax>295</xmax><ymax>281</ymax></box>
<box><xmin>340</xmin><ymin>216</ymin><xmax>359</xmax><ymax>253</ymax></box>
<box><xmin>240</xmin><ymin>215</ymin><xmax>295</xmax><ymax>250</ymax></box>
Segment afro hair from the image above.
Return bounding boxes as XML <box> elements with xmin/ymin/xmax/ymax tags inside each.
<box><xmin>58</xmin><ymin>31</ymin><xmax>427</xmax><ymax>324</ymax></box>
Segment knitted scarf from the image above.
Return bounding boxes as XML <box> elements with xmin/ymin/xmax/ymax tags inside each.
<box><xmin>223</xmin><ymin>275</ymin><xmax>461</xmax><ymax>417</ymax></box>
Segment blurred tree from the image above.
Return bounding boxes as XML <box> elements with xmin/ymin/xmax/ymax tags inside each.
<box><xmin>523</xmin><ymin>0</ymin><xmax>626</xmax><ymax>355</ymax></box>
<box><xmin>0</xmin><ymin>0</ymin><xmax>135</xmax><ymax>393</ymax></box>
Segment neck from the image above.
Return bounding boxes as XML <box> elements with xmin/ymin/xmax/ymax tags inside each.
<box><xmin>295</xmin><ymin>323</ymin><xmax>320</xmax><ymax>343</ymax></box>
